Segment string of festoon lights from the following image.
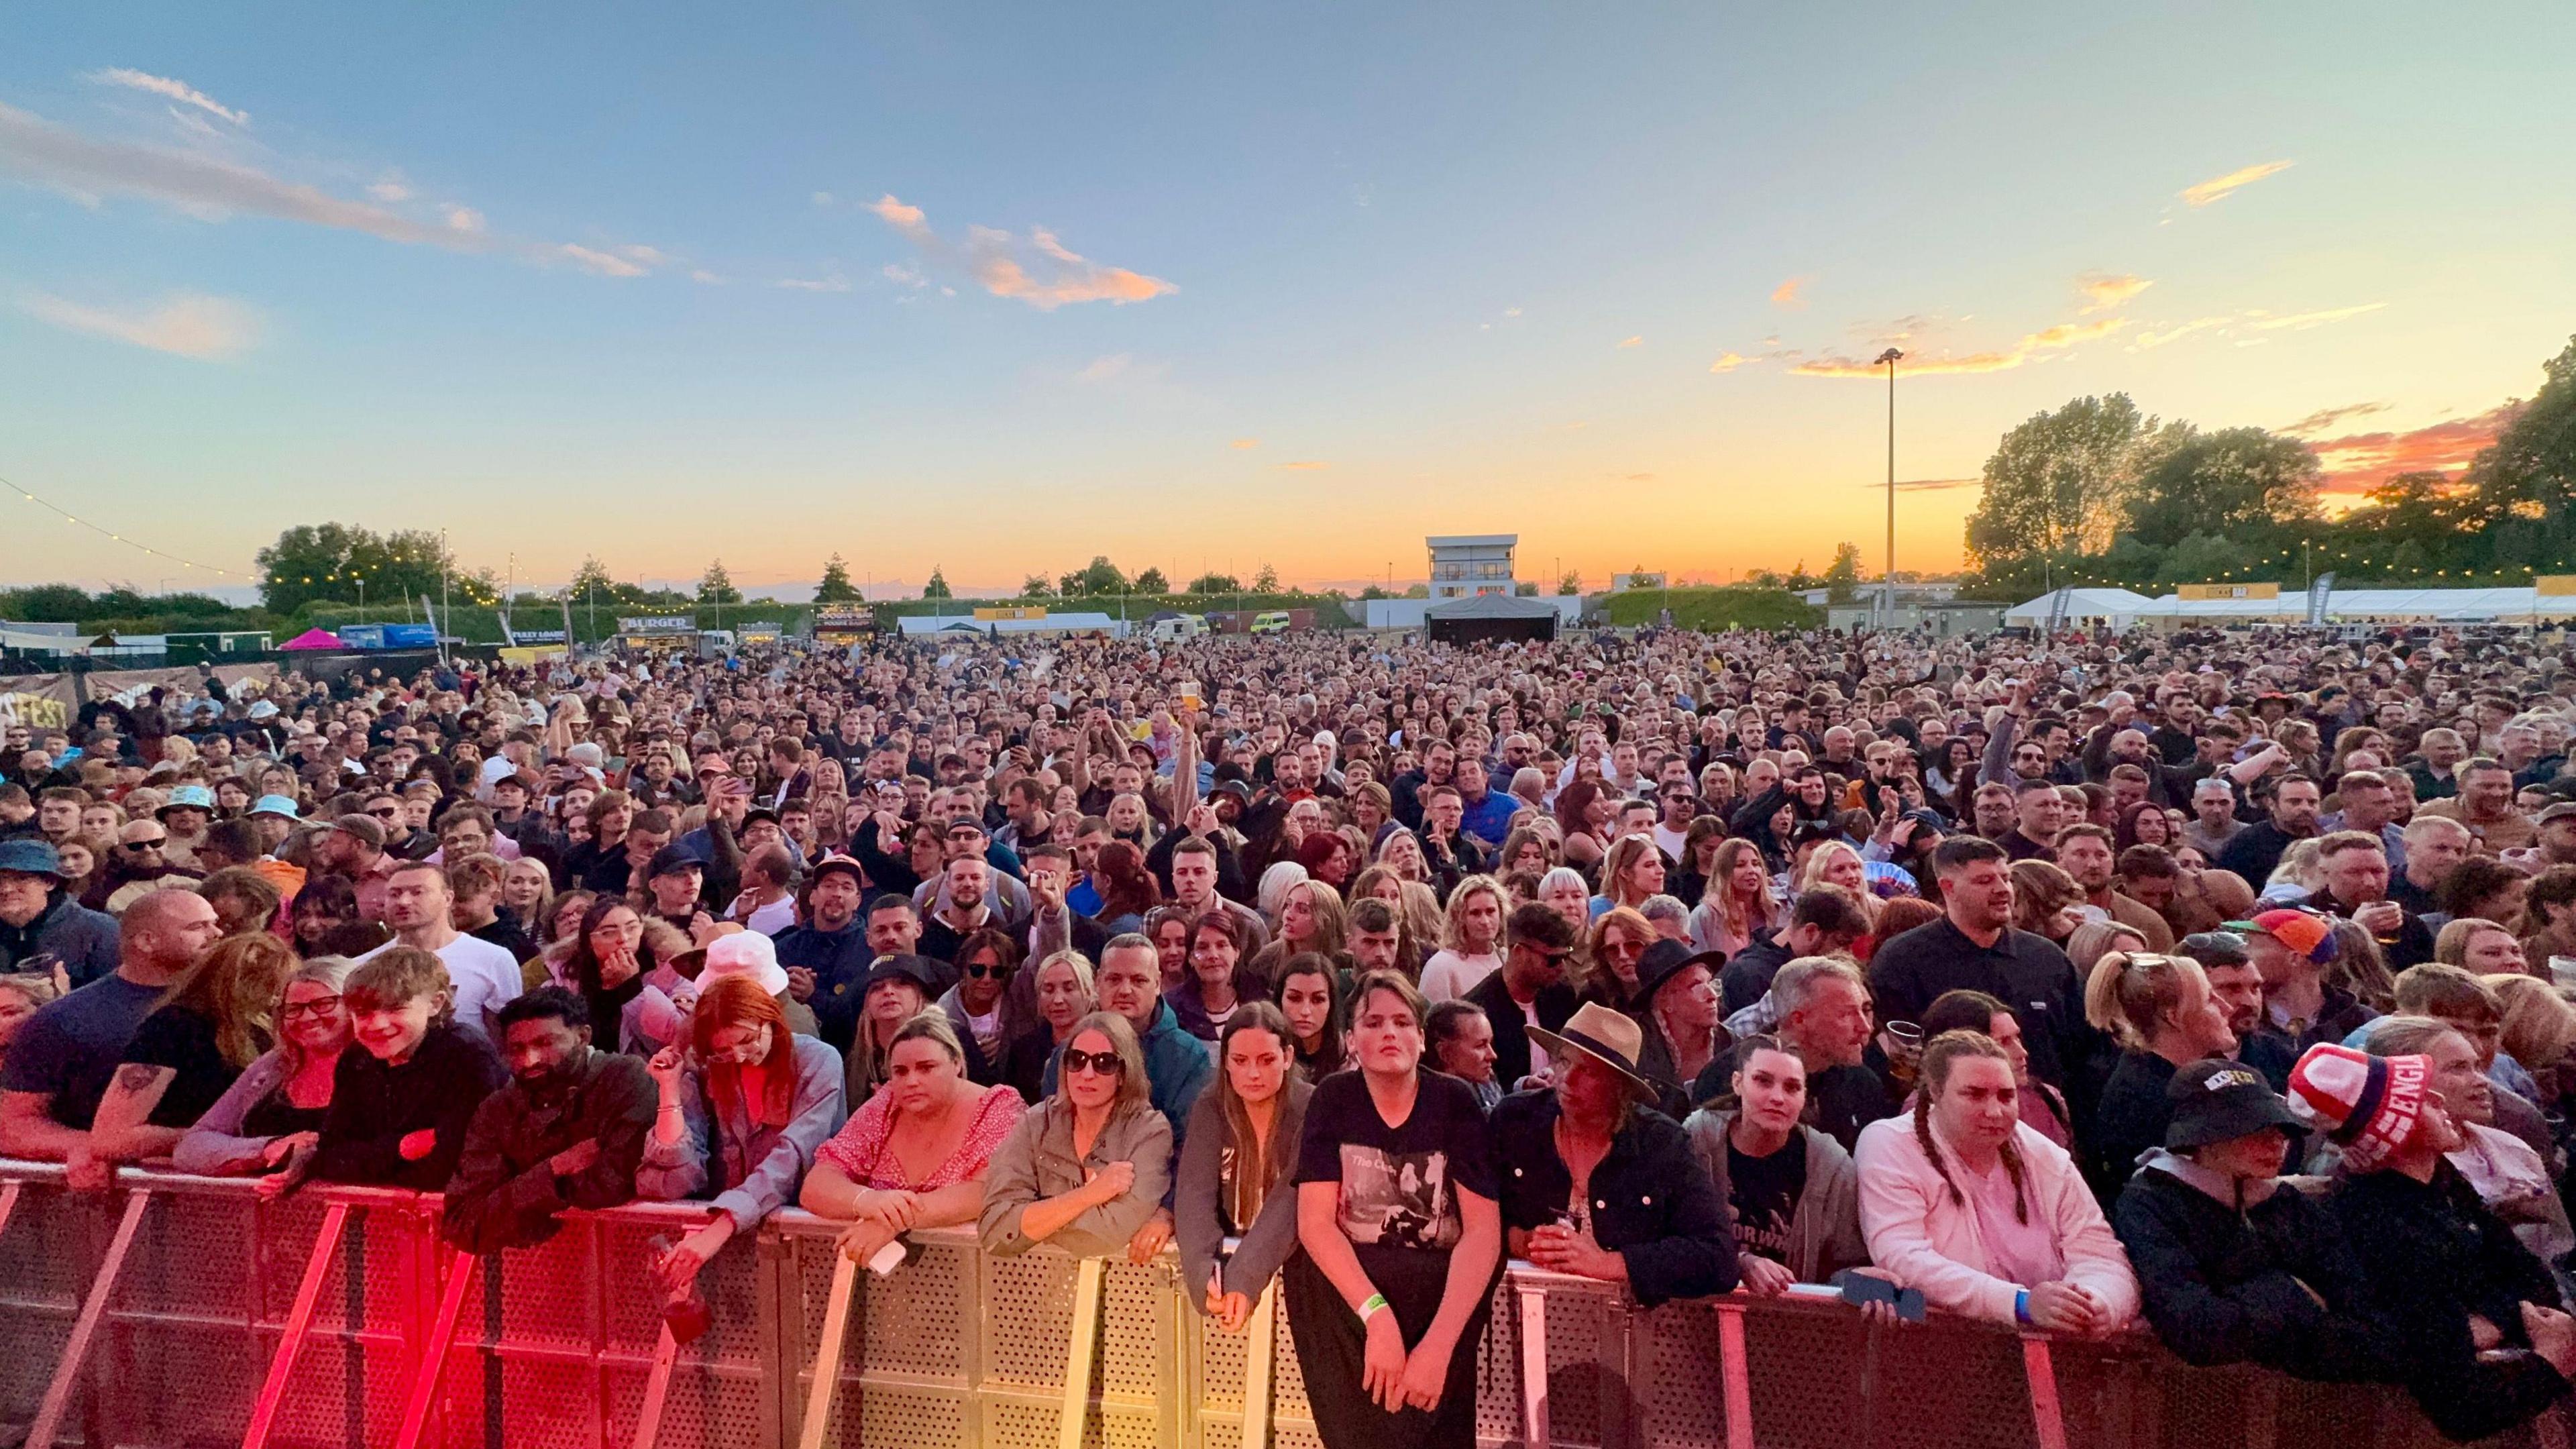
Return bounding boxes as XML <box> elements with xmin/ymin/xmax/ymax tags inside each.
<box><xmin>2054</xmin><ymin>539</ymin><xmax>2569</xmax><ymax>590</ymax></box>
<box><xmin>8</xmin><ymin>477</ymin><xmax>244</xmax><ymax>580</ymax></box>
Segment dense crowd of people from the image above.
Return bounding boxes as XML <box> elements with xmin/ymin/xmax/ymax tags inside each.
<box><xmin>6</xmin><ymin>617</ymin><xmax>2576</xmax><ymax>1443</ymax></box>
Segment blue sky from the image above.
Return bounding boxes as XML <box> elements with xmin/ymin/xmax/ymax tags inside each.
<box><xmin>4</xmin><ymin>2</ymin><xmax>2572</xmax><ymax>598</ymax></box>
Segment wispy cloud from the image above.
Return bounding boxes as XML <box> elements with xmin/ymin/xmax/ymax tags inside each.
<box><xmin>1229</xmin><ymin>438</ymin><xmax>1259</xmax><ymax>450</ymax></box>
<box><xmin>367</xmin><ymin>176</ymin><xmax>412</xmax><ymax>203</ymax></box>
<box><xmin>558</xmin><ymin>244</ymin><xmax>646</xmax><ymax>278</ymax></box>
<box><xmin>1792</xmin><ymin>317</ymin><xmax>2126</xmax><ymax>378</ymax></box>
<box><xmin>2134</xmin><ymin>317</ymin><xmax>2230</xmax><ymax>350</ymax></box>
<box><xmin>775</xmin><ymin>273</ymin><xmax>851</xmax><ymax>292</ymax></box>
<box><xmin>2306</xmin><ymin>405</ymin><xmax>2516</xmax><ymax>494</ymax></box>
<box><xmin>0</xmin><ymin>101</ymin><xmax>478</xmax><ymax>248</ymax></box>
<box><xmin>1857</xmin><ymin>476</ymin><xmax>1983</xmax><ymax>492</ymax></box>
<box><xmin>2279</xmin><ymin>402</ymin><xmax>2390</xmax><ymax>437</ymax></box>
<box><xmin>2078</xmin><ymin>272</ymin><xmax>2150</xmax><ymax>313</ymax></box>
<box><xmin>2247</xmin><ymin>303</ymin><xmax>2385</xmax><ymax>331</ymax></box>
<box><xmin>1708</xmin><ymin>352</ymin><xmax>1750</xmax><ymax>373</ymax></box>
<box><xmin>1771</xmin><ymin>276</ymin><xmax>1809</xmax><ymax>309</ymax></box>
<box><xmin>19</xmin><ymin>290</ymin><xmax>260</xmax><ymax>359</ymax></box>
<box><xmin>865</xmin><ymin>193</ymin><xmax>1174</xmax><ymax>311</ymax></box>
<box><xmin>2180</xmin><ymin>160</ymin><xmax>2292</xmax><ymax>207</ymax></box>
<box><xmin>1075</xmin><ymin>353</ymin><xmax>1134</xmax><ymax>382</ymax></box>
<box><xmin>1617</xmin><ymin>335</ymin><xmax>1642</xmax><ymax>349</ymax></box>
<box><xmin>0</xmin><ymin>101</ymin><xmax>677</xmax><ymax>283</ymax></box>
<box><xmin>1277</xmin><ymin>461</ymin><xmax>1331</xmax><ymax>472</ymax></box>
<box><xmin>88</xmin><ymin>68</ymin><xmax>245</xmax><ymax>127</ymax></box>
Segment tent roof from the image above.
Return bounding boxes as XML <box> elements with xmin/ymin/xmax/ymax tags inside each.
<box><xmin>279</xmin><ymin>629</ymin><xmax>344</xmax><ymax>650</ymax></box>
<box><xmin>1426</xmin><ymin>593</ymin><xmax>1560</xmax><ymax>619</ymax></box>
<box><xmin>2000</xmin><ymin>588</ymin><xmax>2157</xmax><ymax>623</ymax></box>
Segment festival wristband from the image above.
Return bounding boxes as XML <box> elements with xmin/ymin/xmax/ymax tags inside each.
<box><xmin>1358</xmin><ymin>1292</ymin><xmax>1390</xmax><ymax>1322</ymax></box>
<box><xmin>2015</xmin><ymin>1289</ymin><xmax>2032</xmax><ymax>1326</ymax></box>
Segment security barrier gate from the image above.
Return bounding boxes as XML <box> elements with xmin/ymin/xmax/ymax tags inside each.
<box><xmin>0</xmin><ymin>1161</ymin><xmax>2528</xmax><ymax>1449</ymax></box>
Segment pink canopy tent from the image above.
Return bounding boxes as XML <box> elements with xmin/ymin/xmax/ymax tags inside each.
<box><xmin>279</xmin><ymin>628</ymin><xmax>344</xmax><ymax>651</ymax></box>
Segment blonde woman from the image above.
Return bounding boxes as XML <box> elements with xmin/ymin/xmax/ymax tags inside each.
<box><xmin>1419</xmin><ymin>875</ymin><xmax>1507</xmax><ymax>1000</ymax></box>
<box><xmin>2080</xmin><ymin>951</ymin><xmax>2237</xmax><ymax>1201</ymax></box>
<box><xmin>1689</xmin><ymin>838</ymin><xmax>1781</xmax><ymax>958</ymax></box>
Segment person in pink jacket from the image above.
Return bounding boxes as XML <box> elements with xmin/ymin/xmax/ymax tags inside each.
<box><xmin>1854</xmin><ymin>1030</ymin><xmax>2140</xmax><ymax>1337</ymax></box>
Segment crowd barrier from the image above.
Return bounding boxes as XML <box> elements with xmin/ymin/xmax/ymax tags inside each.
<box><xmin>0</xmin><ymin>1160</ymin><xmax>2541</xmax><ymax>1449</ymax></box>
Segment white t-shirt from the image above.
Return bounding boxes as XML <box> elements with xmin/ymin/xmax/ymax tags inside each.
<box><xmin>740</xmin><ymin>893</ymin><xmax>800</xmax><ymax>937</ymax></box>
<box><xmin>1419</xmin><ymin>949</ymin><xmax>1503</xmax><ymax>1002</ymax></box>
<box><xmin>1652</xmin><ymin>822</ymin><xmax>1691</xmax><ymax>863</ymax></box>
<box><xmin>360</xmin><ymin>933</ymin><xmax>524</xmax><ymax>1042</ymax></box>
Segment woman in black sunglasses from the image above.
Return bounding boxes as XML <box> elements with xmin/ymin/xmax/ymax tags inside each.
<box><xmin>978</xmin><ymin>1010</ymin><xmax>1171</xmax><ymax>1259</ymax></box>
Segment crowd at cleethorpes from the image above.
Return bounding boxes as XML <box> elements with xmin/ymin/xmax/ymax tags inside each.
<box><xmin>5</xmin><ymin>617</ymin><xmax>2576</xmax><ymax>1444</ymax></box>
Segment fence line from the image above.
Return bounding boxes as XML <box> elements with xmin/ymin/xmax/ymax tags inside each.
<box><xmin>0</xmin><ymin>1160</ymin><xmax>2500</xmax><ymax>1449</ymax></box>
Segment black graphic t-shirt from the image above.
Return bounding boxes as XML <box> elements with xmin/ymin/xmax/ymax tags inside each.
<box><xmin>1295</xmin><ymin>1069</ymin><xmax>1498</xmax><ymax>1254</ymax></box>
<box><xmin>1726</xmin><ymin>1134</ymin><xmax>1807</xmax><ymax>1266</ymax></box>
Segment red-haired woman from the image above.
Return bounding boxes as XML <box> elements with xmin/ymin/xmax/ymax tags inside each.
<box><xmin>637</xmin><ymin>975</ymin><xmax>847</xmax><ymax>1295</ymax></box>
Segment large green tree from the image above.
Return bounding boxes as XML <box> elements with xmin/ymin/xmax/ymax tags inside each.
<box><xmin>1252</xmin><ymin>563</ymin><xmax>1280</xmax><ymax>592</ymax></box>
<box><xmin>698</xmin><ymin>560</ymin><xmax>743</xmax><ymax>605</ymax></box>
<box><xmin>1057</xmin><ymin>556</ymin><xmax>1128</xmax><ymax>596</ymax></box>
<box><xmin>1966</xmin><ymin>394</ymin><xmax>2178</xmax><ymax>570</ymax></box>
<box><xmin>922</xmin><ymin>567</ymin><xmax>952</xmax><ymax>600</ymax></box>
<box><xmin>255</xmin><ymin>524</ymin><xmax>455</xmax><ymax>614</ymax></box>
<box><xmin>2461</xmin><ymin>336</ymin><xmax>2574</xmax><ymax>555</ymax></box>
<box><xmin>1185</xmin><ymin>572</ymin><xmax>1239</xmax><ymax>594</ymax></box>
<box><xmin>814</xmin><ymin>553</ymin><xmax>862</xmax><ymax>602</ymax></box>
<box><xmin>1132</xmin><ymin>566</ymin><xmax>1169</xmax><ymax>594</ymax></box>
<box><xmin>1823</xmin><ymin>543</ymin><xmax>1863</xmax><ymax>603</ymax></box>
<box><xmin>2124</xmin><ymin>427</ymin><xmax>2321</xmax><ymax>549</ymax></box>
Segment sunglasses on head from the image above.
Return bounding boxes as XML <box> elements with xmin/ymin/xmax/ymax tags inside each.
<box><xmin>1062</xmin><ymin>1047</ymin><xmax>1124</xmax><ymax>1077</ymax></box>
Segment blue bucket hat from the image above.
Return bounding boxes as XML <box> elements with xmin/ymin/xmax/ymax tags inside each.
<box><xmin>0</xmin><ymin>839</ymin><xmax>66</xmax><ymax>879</ymax></box>
<box><xmin>159</xmin><ymin>784</ymin><xmax>217</xmax><ymax>814</ymax></box>
<box><xmin>250</xmin><ymin>794</ymin><xmax>302</xmax><ymax>820</ymax></box>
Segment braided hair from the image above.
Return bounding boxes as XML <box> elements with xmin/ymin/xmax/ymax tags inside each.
<box><xmin>1911</xmin><ymin>1029</ymin><xmax>2029</xmax><ymax>1225</ymax></box>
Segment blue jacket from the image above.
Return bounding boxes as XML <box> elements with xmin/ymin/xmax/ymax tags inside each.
<box><xmin>0</xmin><ymin>891</ymin><xmax>121</xmax><ymax>987</ymax></box>
<box><xmin>1043</xmin><ymin>1000</ymin><xmax>1214</xmax><ymax>1149</ymax></box>
<box><xmin>1458</xmin><ymin>788</ymin><xmax>1521</xmax><ymax>850</ymax></box>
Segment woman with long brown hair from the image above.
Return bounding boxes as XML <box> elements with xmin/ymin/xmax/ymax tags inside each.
<box><xmin>638</xmin><ymin>974</ymin><xmax>847</xmax><ymax>1295</ymax></box>
<box><xmin>1179</xmin><ymin>1002</ymin><xmax>1314</xmax><ymax>1331</ymax></box>
<box><xmin>1854</xmin><ymin>1030</ymin><xmax>2137</xmax><ymax>1335</ymax></box>
<box><xmin>1688</xmin><ymin>837</ymin><xmax>1780</xmax><ymax>959</ymax></box>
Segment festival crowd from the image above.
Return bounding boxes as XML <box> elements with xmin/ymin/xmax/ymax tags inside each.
<box><xmin>5</xmin><ymin>619</ymin><xmax>2576</xmax><ymax>1444</ymax></box>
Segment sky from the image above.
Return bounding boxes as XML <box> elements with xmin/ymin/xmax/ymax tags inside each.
<box><xmin>3</xmin><ymin>2</ymin><xmax>2573</xmax><ymax>600</ymax></box>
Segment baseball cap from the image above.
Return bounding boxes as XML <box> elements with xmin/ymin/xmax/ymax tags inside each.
<box><xmin>648</xmin><ymin>845</ymin><xmax>704</xmax><ymax>881</ymax></box>
<box><xmin>2225</xmin><ymin>908</ymin><xmax>2338</xmax><ymax>964</ymax></box>
<box><xmin>329</xmin><ymin>814</ymin><xmax>387</xmax><ymax>851</ymax></box>
<box><xmin>863</xmin><ymin>954</ymin><xmax>943</xmax><ymax>997</ymax></box>
<box><xmin>2165</xmin><ymin>1060</ymin><xmax>2308</xmax><ymax>1150</ymax></box>
<box><xmin>809</xmin><ymin>853</ymin><xmax>865</xmax><ymax>885</ymax></box>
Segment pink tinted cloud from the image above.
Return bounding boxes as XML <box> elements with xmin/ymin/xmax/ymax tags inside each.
<box><xmin>2305</xmin><ymin>405</ymin><xmax>2518</xmax><ymax>494</ymax></box>
<box><xmin>1792</xmin><ymin>317</ymin><xmax>2125</xmax><ymax>377</ymax></box>
<box><xmin>867</xmin><ymin>193</ymin><xmax>1174</xmax><ymax>310</ymax></box>
<box><xmin>1771</xmin><ymin>276</ymin><xmax>1809</xmax><ymax>308</ymax></box>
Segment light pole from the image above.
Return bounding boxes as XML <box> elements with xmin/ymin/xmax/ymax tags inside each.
<box><xmin>1876</xmin><ymin>347</ymin><xmax>1903</xmax><ymax>629</ymax></box>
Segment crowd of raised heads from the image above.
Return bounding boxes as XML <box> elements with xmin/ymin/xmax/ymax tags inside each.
<box><xmin>11</xmin><ymin>619</ymin><xmax>2576</xmax><ymax>1443</ymax></box>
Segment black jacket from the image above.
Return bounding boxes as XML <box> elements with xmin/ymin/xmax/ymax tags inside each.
<box><xmin>1464</xmin><ymin>969</ymin><xmax>1578</xmax><ymax>1088</ymax></box>
<box><xmin>1716</xmin><ymin>930</ymin><xmax>1793</xmax><ymax>1016</ymax></box>
<box><xmin>441</xmin><ymin>1049</ymin><xmax>657</xmax><ymax>1253</ymax></box>
<box><xmin>1868</xmin><ymin>917</ymin><xmax>2100</xmax><ymax>1094</ymax></box>
<box><xmin>2331</xmin><ymin>1163</ymin><xmax>2571</xmax><ymax>1442</ymax></box>
<box><xmin>309</xmin><ymin>1024</ymin><xmax>508</xmax><ymax>1190</ymax></box>
<box><xmin>2113</xmin><ymin>1159</ymin><xmax>2400</xmax><ymax>1383</ymax></box>
<box><xmin>1489</xmin><ymin>1089</ymin><xmax>1737</xmax><ymax>1307</ymax></box>
<box><xmin>2086</xmin><ymin>1051</ymin><xmax>2179</xmax><ymax>1205</ymax></box>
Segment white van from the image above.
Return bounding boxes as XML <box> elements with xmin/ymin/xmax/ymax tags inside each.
<box><xmin>1146</xmin><ymin>612</ymin><xmax>1208</xmax><ymax>643</ymax></box>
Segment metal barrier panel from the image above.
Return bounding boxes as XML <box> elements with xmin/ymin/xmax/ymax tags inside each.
<box><xmin>99</xmin><ymin>1177</ymin><xmax>429</xmax><ymax>1449</ymax></box>
<box><xmin>433</xmin><ymin>1199</ymin><xmax>773</xmax><ymax>1449</ymax></box>
<box><xmin>0</xmin><ymin>1162</ymin><xmax>2539</xmax><ymax>1449</ymax></box>
<box><xmin>0</xmin><ymin>1169</ymin><xmax>87</xmax><ymax>1443</ymax></box>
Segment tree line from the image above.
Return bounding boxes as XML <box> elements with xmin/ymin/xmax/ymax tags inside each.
<box><xmin>1959</xmin><ymin>334</ymin><xmax>2576</xmax><ymax>598</ymax></box>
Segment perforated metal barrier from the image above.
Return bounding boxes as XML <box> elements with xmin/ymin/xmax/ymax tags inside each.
<box><xmin>0</xmin><ymin>1161</ymin><xmax>2531</xmax><ymax>1449</ymax></box>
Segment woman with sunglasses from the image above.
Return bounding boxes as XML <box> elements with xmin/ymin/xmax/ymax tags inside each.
<box><xmin>1289</xmin><ymin>971</ymin><xmax>1502</xmax><ymax>1448</ymax></box>
<box><xmin>804</xmin><ymin>1012</ymin><xmax>1023</xmax><ymax>1269</ymax></box>
<box><xmin>936</xmin><ymin>928</ymin><xmax>1042</xmax><ymax>1091</ymax></box>
<box><xmin>174</xmin><ymin>956</ymin><xmax>358</xmax><ymax>1185</ymax></box>
<box><xmin>979</xmin><ymin>1009</ymin><xmax>1173</xmax><ymax>1258</ymax></box>
<box><xmin>638</xmin><ymin>975</ymin><xmax>847</xmax><ymax>1295</ymax></box>
<box><xmin>1580</xmin><ymin>906</ymin><xmax>1656</xmax><ymax>1010</ymax></box>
